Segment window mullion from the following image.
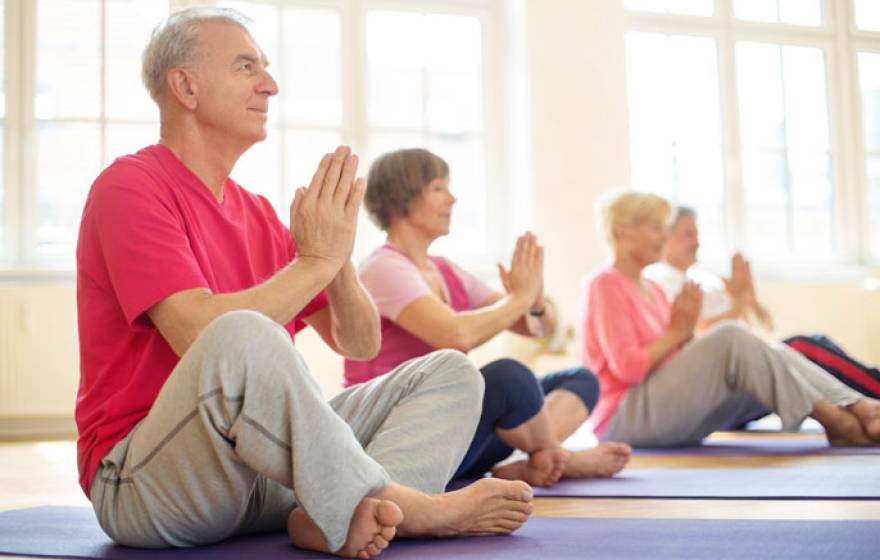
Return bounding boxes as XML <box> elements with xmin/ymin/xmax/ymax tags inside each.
<box><xmin>17</xmin><ymin>0</ymin><xmax>37</xmax><ymax>267</ymax></box>
<box><xmin>343</xmin><ymin>0</ymin><xmax>367</xmax><ymax>154</ymax></box>
<box><xmin>716</xmin><ymin>4</ymin><xmax>745</xmax><ymax>254</ymax></box>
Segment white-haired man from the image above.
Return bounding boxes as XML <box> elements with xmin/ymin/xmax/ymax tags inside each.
<box><xmin>75</xmin><ymin>7</ymin><xmax>532</xmax><ymax>558</ymax></box>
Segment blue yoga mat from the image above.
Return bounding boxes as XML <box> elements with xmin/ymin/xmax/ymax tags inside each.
<box><xmin>0</xmin><ymin>507</ymin><xmax>877</xmax><ymax>560</ymax></box>
<box><xmin>529</xmin><ymin>465</ymin><xmax>880</xmax><ymax>499</ymax></box>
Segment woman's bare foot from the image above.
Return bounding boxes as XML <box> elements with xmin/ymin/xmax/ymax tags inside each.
<box><xmin>563</xmin><ymin>442</ymin><xmax>632</xmax><ymax>479</ymax></box>
<box><xmin>287</xmin><ymin>497</ymin><xmax>403</xmax><ymax>559</ymax></box>
<box><xmin>491</xmin><ymin>447</ymin><xmax>571</xmax><ymax>486</ymax></box>
<box><xmin>812</xmin><ymin>400</ymin><xmax>873</xmax><ymax>447</ymax></box>
<box><xmin>379</xmin><ymin>478</ymin><xmax>533</xmax><ymax>538</ymax></box>
<box><xmin>848</xmin><ymin>398</ymin><xmax>880</xmax><ymax>441</ymax></box>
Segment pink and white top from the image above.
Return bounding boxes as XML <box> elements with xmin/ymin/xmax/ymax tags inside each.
<box><xmin>578</xmin><ymin>265</ymin><xmax>677</xmax><ymax>436</ymax></box>
<box><xmin>344</xmin><ymin>244</ymin><xmax>495</xmax><ymax>386</ymax></box>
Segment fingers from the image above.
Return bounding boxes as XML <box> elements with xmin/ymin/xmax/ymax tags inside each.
<box><xmin>334</xmin><ymin>152</ymin><xmax>359</xmax><ymax>209</ymax></box>
<box><xmin>345</xmin><ymin>177</ymin><xmax>367</xmax><ymax>218</ymax></box>
<box><xmin>320</xmin><ymin>146</ymin><xmax>351</xmax><ymax>202</ymax></box>
<box><xmin>307</xmin><ymin>153</ymin><xmax>333</xmax><ymax>201</ymax></box>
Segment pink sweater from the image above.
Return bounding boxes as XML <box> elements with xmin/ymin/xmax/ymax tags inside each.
<box><xmin>579</xmin><ymin>265</ymin><xmax>675</xmax><ymax>436</ymax></box>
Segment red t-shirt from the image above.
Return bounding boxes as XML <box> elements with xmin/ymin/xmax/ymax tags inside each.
<box><xmin>75</xmin><ymin>144</ymin><xmax>327</xmax><ymax>496</ymax></box>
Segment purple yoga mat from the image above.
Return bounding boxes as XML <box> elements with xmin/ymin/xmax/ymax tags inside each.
<box><xmin>1</xmin><ymin>507</ymin><xmax>877</xmax><ymax>560</ymax></box>
<box><xmin>527</xmin><ymin>465</ymin><xmax>880</xmax><ymax>499</ymax></box>
<box><xmin>634</xmin><ymin>437</ymin><xmax>880</xmax><ymax>456</ymax></box>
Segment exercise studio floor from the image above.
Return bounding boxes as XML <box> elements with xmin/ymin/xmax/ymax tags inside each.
<box><xmin>0</xmin><ymin>431</ymin><xmax>878</xmax><ymax>559</ymax></box>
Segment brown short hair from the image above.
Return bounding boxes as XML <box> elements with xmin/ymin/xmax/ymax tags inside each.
<box><xmin>365</xmin><ymin>148</ymin><xmax>449</xmax><ymax>231</ymax></box>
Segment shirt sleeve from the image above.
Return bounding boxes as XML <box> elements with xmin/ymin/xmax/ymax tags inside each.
<box><xmin>445</xmin><ymin>259</ymin><xmax>497</xmax><ymax>308</ymax></box>
<box><xmin>587</xmin><ymin>275</ymin><xmax>652</xmax><ymax>385</ymax></box>
<box><xmin>359</xmin><ymin>250</ymin><xmax>433</xmax><ymax>321</ymax></box>
<box><xmin>90</xmin><ymin>163</ymin><xmax>209</xmax><ymax>330</ymax></box>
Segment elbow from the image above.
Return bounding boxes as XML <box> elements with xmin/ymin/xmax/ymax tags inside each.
<box><xmin>445</xmin><ymin>328</ymin><xmax>475</xmax><ymax>353</ymax></box>
<box><xmin>346</xmin><ymin>334</ymin><xmax>381</xmax><ymax>361</ymax></box>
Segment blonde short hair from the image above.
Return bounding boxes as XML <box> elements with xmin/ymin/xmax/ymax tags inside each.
<box><xmin>597</xmin><ymin>190</ymin><xmax>672</xmax><ymax>249</ymax></box>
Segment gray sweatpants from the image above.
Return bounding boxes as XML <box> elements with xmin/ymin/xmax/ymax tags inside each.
<box><xmin>89</xmin><ymin>310</ymin><xmax>483</xmax><ymax>552</ymax></box>
<box><xmin>603</xmin><ymin>321</ymin><xmax>864</xmax><ymax>447</ymax></box>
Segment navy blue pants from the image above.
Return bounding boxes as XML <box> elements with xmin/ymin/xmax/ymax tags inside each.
<box><xmin>785</xmin><ymin>334</ymin><xmax>880</xmax><ymax>399</ymax></box>
<box><xmin>453</xmin><ymin>358</ymin><xmax>600</xmax><ymax>480</ymax></box>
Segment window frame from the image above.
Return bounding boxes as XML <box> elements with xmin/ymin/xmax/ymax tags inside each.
<box><xmin>624</xmin><ymin>0</ymin><xmax>880</xmax><ymax>273</ymax></box>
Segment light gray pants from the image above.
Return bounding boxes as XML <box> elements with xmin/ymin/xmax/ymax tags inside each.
<box><xmin>604</xmin><ymin>321</ymin><xmax>864</xmax><ymax>447</ymax></box>
<box><xmin>89</xmin><ymin>310</ymin><xmax>483</xmax><ymax>552</ymax></box>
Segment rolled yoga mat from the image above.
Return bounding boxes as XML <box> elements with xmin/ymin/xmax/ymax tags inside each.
<box><xmin>1</xmin><ymin>506</ymin><xmax>877</xmax><ymax>560</ymax></box>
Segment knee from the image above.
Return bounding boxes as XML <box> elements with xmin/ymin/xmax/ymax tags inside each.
<box><xmin>422</xmin><ymin>348</ymin><xmax>485</xmax><ymax>401</ymax></box>
<box><xmin>480</xmin><ymin>359</ymin><xmax>543</xmax><ymax>427</ymax></box>
<box><xmin>705</xmin><ymin>320</ymin><xmax>756</xmax><ymax>349</ymax></box>
<box><xmin>552</xmin><ymin>368</ymin><xmax>600</xmax><ymax>412</ymax></box>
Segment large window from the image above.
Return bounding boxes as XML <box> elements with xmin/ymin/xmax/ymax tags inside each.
<box><xmin>2</xmin><ymin>0</ymin><xmax>506</xmax><ymax>270</ymax></box>
<box><xmin>624</xmin><ymin>0</ymin><xmax>880</xmax><ymax>267</ymax></box>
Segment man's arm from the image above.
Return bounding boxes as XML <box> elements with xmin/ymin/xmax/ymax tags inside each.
<box><xmin>147</xmin><ymin>256</ymin><xmax>336</xmax><ymax>357</ymax></box>
<box><xmin>303</xmin><ymin>261</ymin><xmax>381</xmax><ymax>360</ymax></box>
<box><xmin>149</xmin><ymin>146</ymin><xmax>364</xmax><ymax>357</ymax></box>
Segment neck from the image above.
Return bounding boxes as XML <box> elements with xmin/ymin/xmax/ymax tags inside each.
<box><xmin>159</xmin><ymin>118</ymin><xmax>249</xmax><ymax>201</ymax></box>
<box><xmin>387</xmin><ymin>223</ymin><xmax>436</xmax><ymax>268</ymax></box>
<box><xmin>664</xmin><ymin>256</ymin><xmax>690</xmax><ymax>273</ymax></box>
<box><xmin>613</xmin><ymin>253</ymin><xmax>645</xmax><ymax>283</ymax></box>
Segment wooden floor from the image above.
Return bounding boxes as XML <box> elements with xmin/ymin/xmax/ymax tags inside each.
<box><xmin>0</xmin><ymin>433</ymin><xmax>878</xmax><ymax>559</ymax></box>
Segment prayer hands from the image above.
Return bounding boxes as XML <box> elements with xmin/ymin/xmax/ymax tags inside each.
<box><xmin>669</xmin><ymin>280</ymin><xmax>702</xmax><ymax>341</ymax></box>
<box><xmin>498</xmin><ymin>232</ymin><xmax>544</xmax><ymax>307</ymax></box>
<box><xmin>290</xmin><ymin>146</ymin><xmax>365</xmax><ymax>273</ymax></box>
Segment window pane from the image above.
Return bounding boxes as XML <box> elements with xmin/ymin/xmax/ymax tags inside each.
<box><xmin>734</xmin><ymin>0</ymin><xmax>777</xmax><ymax>23</ymax></box>
<box><xmin>283</xmin><ymin>8</ymin><xmax>343</xmax><ymax>126</ymax></box>
<box><xmin>778</xmin><ymin>0</ymin><xmax>822</xmax><ymax>26</ymax></box>
<box><xmin>0</xmin><ymin>0</ymin><xmax>4</xmax><ymax>250</ymax></box>
<box><xmin>626</xmin><ymin>31</ymin><xmax>723</xmax><ymax>248</ymax></box>
<box><xmin>35</xmin><ymin>124</ymin><xmax>101</xmax><ymax>261</ymax></box>
<box><xmin>789</xmin><ymin>151</ymin><xmax>832</xmax><ymax>257</ymax></box>
<box><xmin>283</xmin><ymin>129</ymin><xmax>343</xmax><ymax>207</ymax></box>
<box><xmin>742</xmin><ymin>149</ymin><xmax>788</xmax><ymax>257</ymax></box>
<box><xmin>36</xmin><ymin>0</ymin><xmax>101</xmax><ymax>119</ymax></box>
<box><xmin>230</xmin><ymin>135</ymin><xmax>281</xmax><ymax>211</ymax></box>
<box><xmin>624</xmin><ymin>0</ymin><xmax>714</xmax><ymax>16</ymax></box>
<box><xmin>858</xmin><ymin>53</ymin><xmax>880</xmax><ymax>259</ymax></box>
<box><xmin>428</xmin><ymin>135</ymin><xmax>489</xmax><ymax>258</ymax></box>
<box><xmin>105</xmin><ymin>0</ymin><xmax>167</xmax><ymax>120</ymax></box>
<box><xmin>855</xmin><ymin>0</ymin><xmax>880</xmax><ymax>31</ymax></box>
<box><xmin>105</xmin><ymin>123</ymin><xmax>158</xmax><ymax>165</ymax></box>
<box><xmin>366</xmin><ymin>131</ymin><xmax>426</xmax><ymax>166</ymax></box>
<box><xmin>858</xmin><ymin>52</ymin><xmax>880</xmax><ymax>152</ymax></box>
<box><xmin>425</xmin><ymin>14</ymin><xmax>483</xmax><ymax>134</ymax></box>
<box><xmin>367</xmin><ymin>12</ymin><xmax>425</xmax><ymax>128</ymax></box>
<box><xmin>737</xmin><ymin>42</ymin><xmax>785</xmax><ymax>148</ymax></box>
<box><xmin>783</xmin><ymin>46</ymin><xmax>828</xmax><ymax>151</ymax></box>
<box><xmin>868</xmin><ymin>156</ymin><xmax>880</xmax><ymax>258</ymax></box>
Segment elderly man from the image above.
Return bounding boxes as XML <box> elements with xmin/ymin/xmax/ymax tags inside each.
<box><xmin>645</xmin><ymin>206</ymin><xmax>880</xmax><ymax>403</ymax></box>
<box><xmin>75</xmin><ymin>7</ymin><xmax>531</xmax><ymax>559</ymax></box>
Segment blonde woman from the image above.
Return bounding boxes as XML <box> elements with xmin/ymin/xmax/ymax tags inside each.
<box><xmin>578</xmin><ymin>190</ymin><xmax>880</xmax><ymax>447</ymax></box>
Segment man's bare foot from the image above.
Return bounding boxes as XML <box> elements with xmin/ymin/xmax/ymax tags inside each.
<box><xmin>287</xmin><ymin>497</ymin><xmax>403</xmax><ymax>559</ymax></box>
<box><xmin>562</xmin><ymin>442</ymin><xmax>632</xmax><ymax>479</ymax></box>
<box><xmin>813</xmin><ymin>401</ymin><xmax>873</xmax><ymax>447</ymax></box>
<box><xmin>380</xmin><ymin>478</ymin><xmax>533</xmax><ymax>538</ymax></box>
<box><xmin>848</xmin><ymin>398</ymin><xmax>880</xmax><ymax>441</ymax></box>
<box><xmin>491</xmin><ymin>447</ymin><xmax>571</xmax><ymax>486</ymax></box>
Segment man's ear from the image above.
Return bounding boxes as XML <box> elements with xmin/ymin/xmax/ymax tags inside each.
<box><xmin>166</xmin><ymin>68</ymin><xmax>198</xmax><ymax>111</ymax></box>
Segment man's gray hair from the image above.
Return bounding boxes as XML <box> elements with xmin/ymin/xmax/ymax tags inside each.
<box><xmin>142</xmin><ymin>6</ymin><xmax>253</xmax><ymax>103</ymax></box>
<box><xmin>671</xmin><ymin>205</ymin><xmax>697</xmax><ymax>227</ymax></box>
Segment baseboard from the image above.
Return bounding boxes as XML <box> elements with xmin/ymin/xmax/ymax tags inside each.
<box><xmin>0</xmin><ymin>415</ymin><xmax>77</xmax><ymax>440</ymax></box>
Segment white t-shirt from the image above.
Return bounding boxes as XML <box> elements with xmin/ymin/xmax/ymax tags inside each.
<box><xmin>643</xmin><ymin>261</ymin><xmax>733</xmax><ymax>319</ymax></box>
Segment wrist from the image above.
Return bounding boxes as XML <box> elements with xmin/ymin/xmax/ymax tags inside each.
<box><xmin>295</xmin><ymin>254</ymin><xmax>341</xmax><ymax>280</ymax></box>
